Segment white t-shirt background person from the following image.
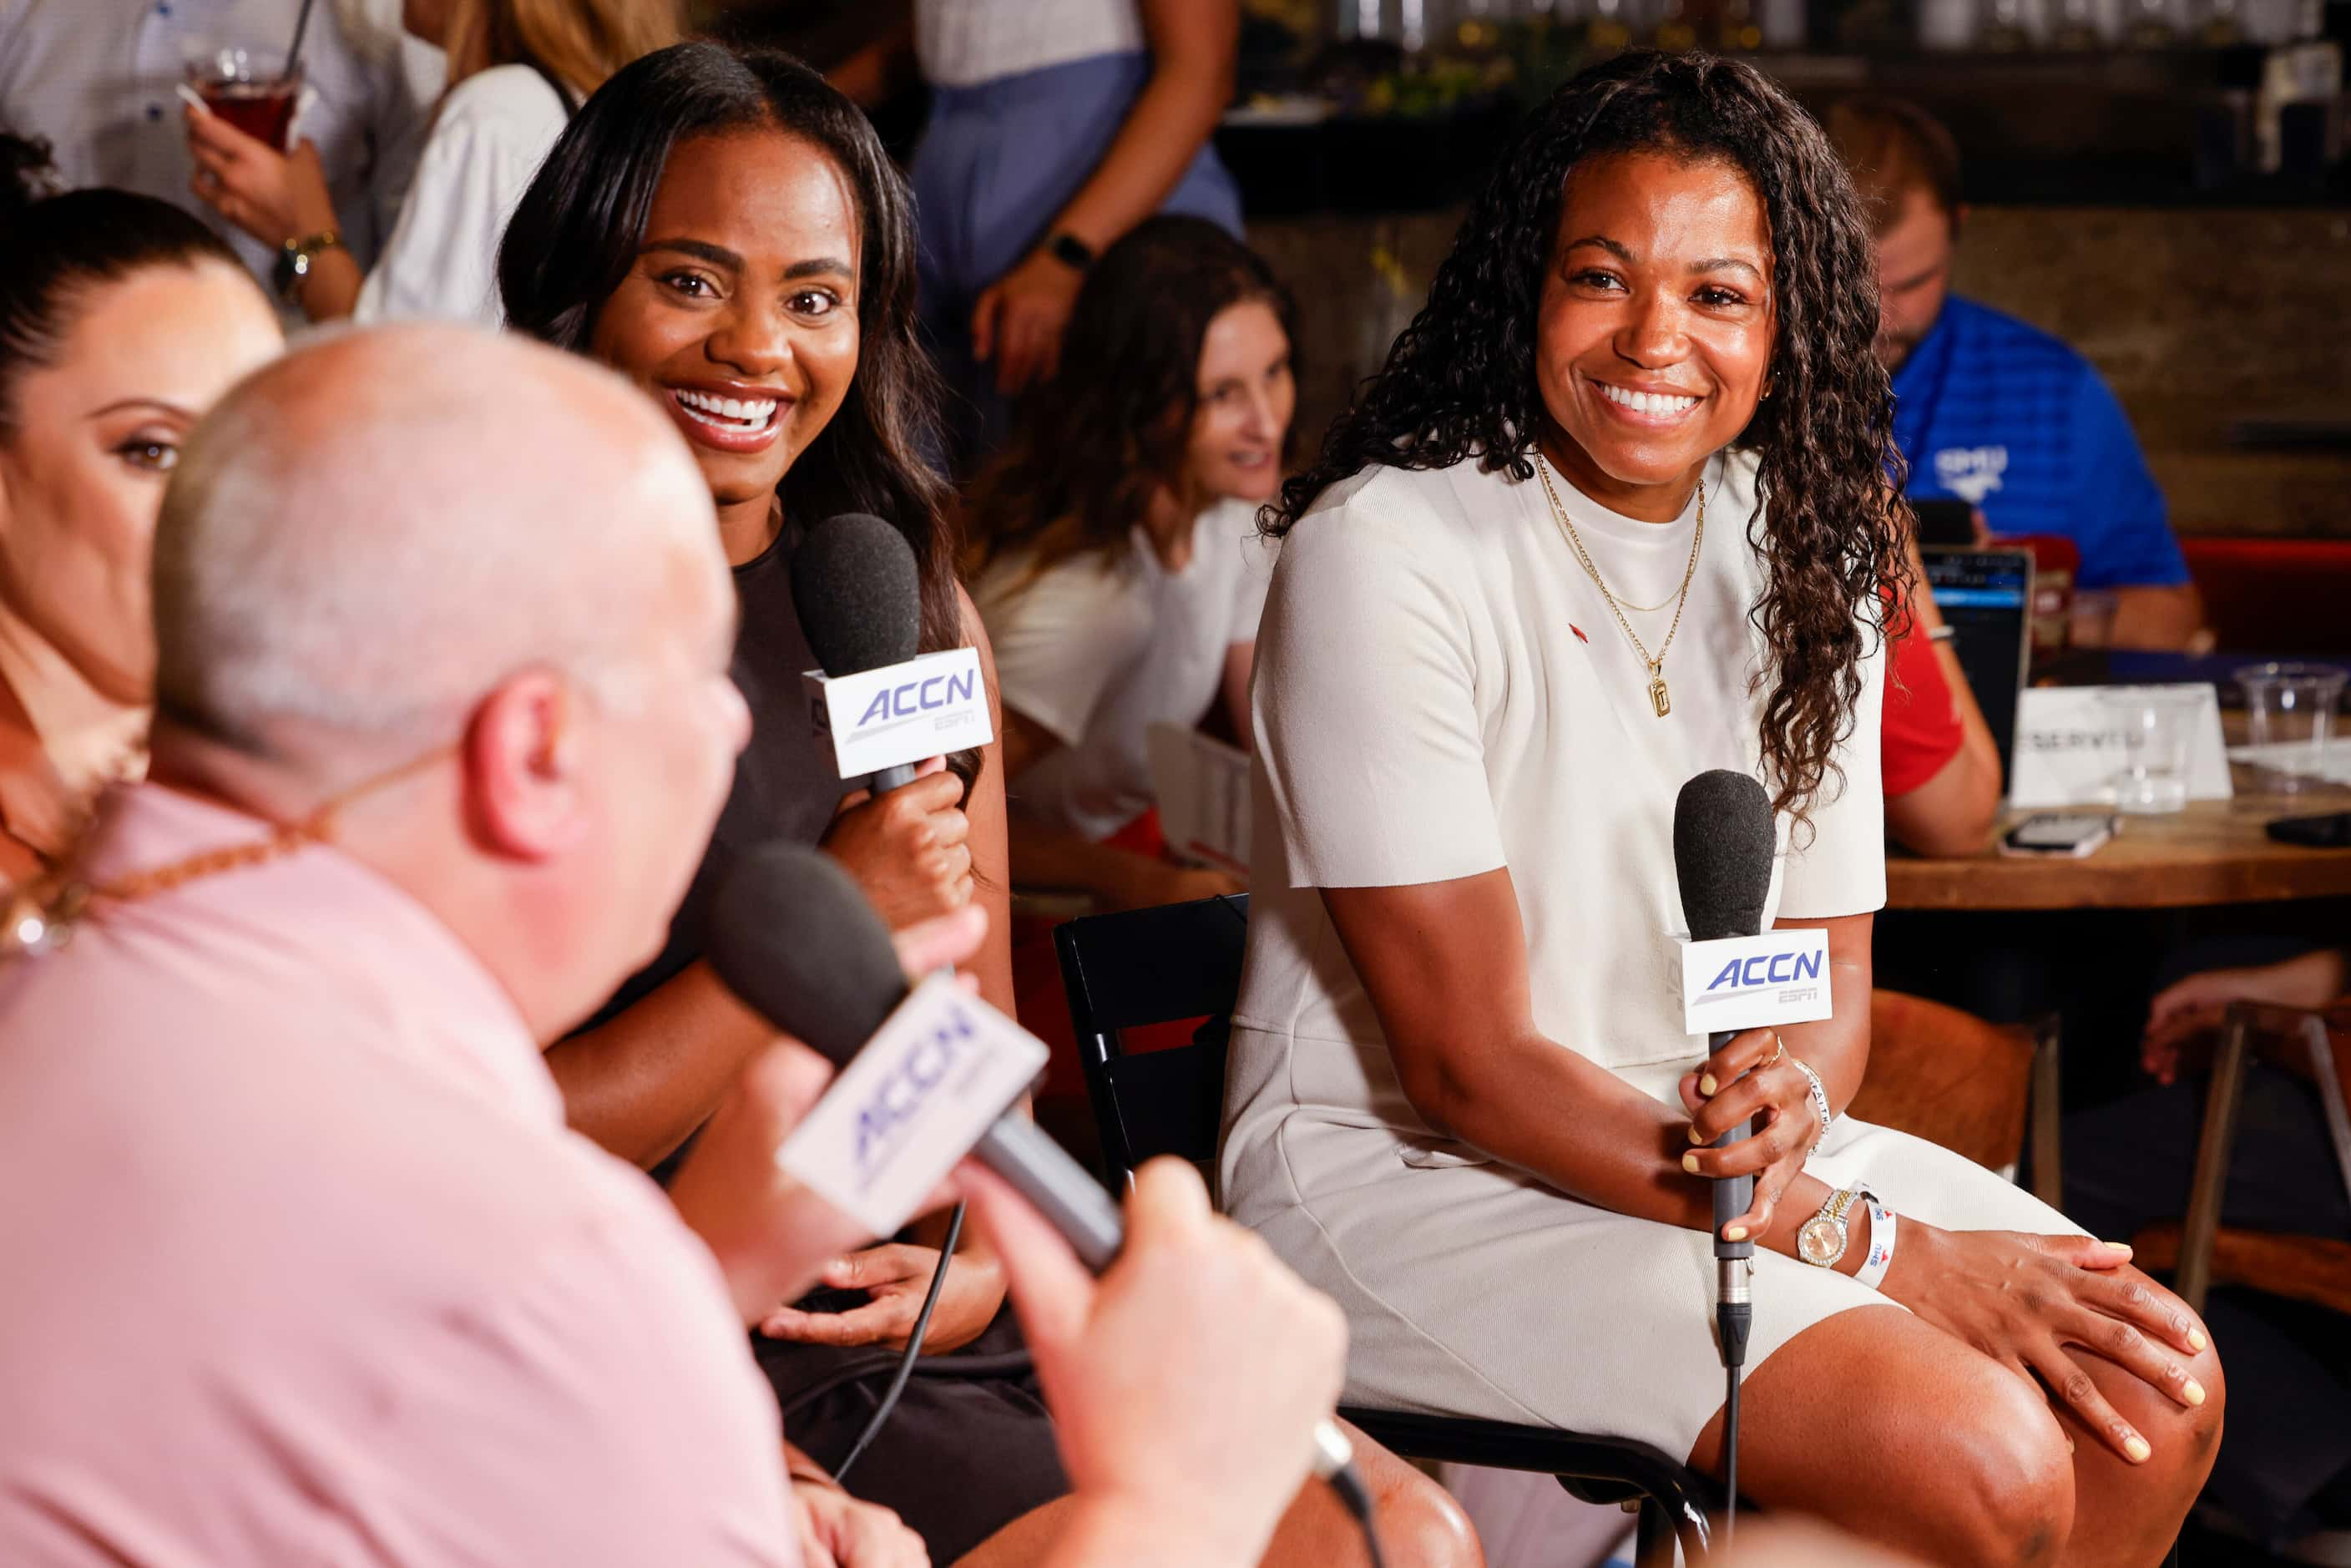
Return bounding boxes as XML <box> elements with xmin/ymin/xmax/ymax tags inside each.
<box><xmin>352</xmin><ymin>62</ymin><xmax>571</xmax><ymax>325</ymax></box>
<box><xmin>180</xmin><ymin>1</ymin><xmax>672</xmax><ymax>325</ymax></box>
<box><xmin>976</xmin><ymin>495</ymin><xmax>1272</xmax><ymax>842</ymax></box>
<box><xmin>963</xmin><ymin>216</ymin><xmax>1297</xmax><ymax>911</ymax></box>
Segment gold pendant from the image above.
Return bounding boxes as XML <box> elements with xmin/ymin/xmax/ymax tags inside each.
<box><xmin>1649</xmin><ymin>673</ymin><xmax>1671</xmax><ymax>717</ymax></box>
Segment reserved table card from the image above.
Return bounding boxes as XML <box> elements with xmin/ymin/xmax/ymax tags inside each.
<box><xmin>2008</xmin><ymin>685</ymin><xmax>2234</xmax><ymax>809</ymax></box>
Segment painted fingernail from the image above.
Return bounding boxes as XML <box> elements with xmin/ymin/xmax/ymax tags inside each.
<box><xmin>2189</xmin><ymin>1328</ymin><xmax>2208</xmax><ymax>1352</ymax></box>
<box><xmin>2183</xmin><ymin>1379</ymin><xmax>2205</xmax><ymax>1407</ymax></box>
<box><xmin>2124</xmin><ymin>1434</ymin><xmax>2151</xmax><ymax>1464</ymax></box>
<box><xmin>1688</xmin><ymin>1125</ymin><xmax>1706</xmax><ymax>1145</ymax></box>
<box><xmin>1725</xmin><ymin>1225</ymin><xmax>1749</xmax><ymax>1242</ymax></box>
<box><xmin>2106</xmin><ymin>1242</ymin><xmax>2133</xmax><ymax>1254</ymax></box>
<box><xmin>1699</xmin><ymin>1075</ymin><xmax>1718</xmax><ymax>1096</ymax></box>
<box><xmin>1682</xmin><ymin>1152</ymin><xmax>1701</xmax><ymax>1173</ymax></box>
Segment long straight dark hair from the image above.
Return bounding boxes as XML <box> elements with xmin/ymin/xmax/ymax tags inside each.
<box><xmin>497</xmin><ymin>43</ymin><xmax>964</xmax><ymax>665</ymax></box>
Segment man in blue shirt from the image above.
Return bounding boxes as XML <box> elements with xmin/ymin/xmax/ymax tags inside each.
<box><xmin>1828</xmin><ymin>96</ymin><xmax>2205</xmax><ymax>650</ymax></box>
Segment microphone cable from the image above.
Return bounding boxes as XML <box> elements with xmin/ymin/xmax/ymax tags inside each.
<box><xmin>1324</xmin><ymin>1457</ymin><xmax>1390</xmax><ymax>1568</ymax></box>
<box><xmin>830</xmin><ymin>1199</ymin><xmax>965</xmax><ymax>1485</ymax></box>
<box><xmin>827</xmin><ymin>1195</ymin><xmax>1394</xmax><ymax>1568</ymax></box>
<box><xmin>1717</xmin><ymin>1289</ymin><xmax>1748</xmax><ymax>1538</ymax></box>
<box><xmin>1712</xmin><ymin>1113</ymin><xmax>1754</xmax><ymax>1543</ymax></box>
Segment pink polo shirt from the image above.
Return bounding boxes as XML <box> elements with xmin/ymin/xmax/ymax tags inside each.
<box><xmin>0</xmin><ymin>783</ymin><xmax>798</xmax><ymax>1565</ymax></box>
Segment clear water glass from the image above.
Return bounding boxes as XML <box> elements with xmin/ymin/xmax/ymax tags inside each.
<box><xmin>2236</xmin><ymin>661</ymin><xmax>2347</xmax><ymax>792</ymax></box>
<box><xmin>2101</xmin><ymin>686</ymin><xmax>2204</xmax><ymax>813</ymax></box>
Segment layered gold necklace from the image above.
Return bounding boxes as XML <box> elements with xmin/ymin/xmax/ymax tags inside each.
<box><xmin>1535</xmin><ymin>454</ymin><xmax>1706</xmax><ymax>718</ymax></box>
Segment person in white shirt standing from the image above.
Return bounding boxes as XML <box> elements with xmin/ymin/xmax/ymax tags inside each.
<box><xmin>183</xmin><ymin>0</ymin><xmax>675</xmax><ymax>325</ymax></box>
<box><xmin>0</xmin><ymin>0</ymin><xmax>427</xmax><ymax>290</ymax></box>
<box><xmin>965</xmin><ymin>215</ymin><xmax>1291</xmax><ymax>913</ymax></box>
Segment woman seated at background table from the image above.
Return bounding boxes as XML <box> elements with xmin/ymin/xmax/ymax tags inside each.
<box><xmin>1221</xmin><ymin>51</ymin><xmax>2222</xmax><ymax>1567</ymax></box>
<box><xmin>188</xmin><ymin>0</ymin><xmax>677</xmax><ymax>325</ymax></box>
<box><xmin>964</xmin><ymin>215</ymin><xmax>1291</xmax><ymax>911</ymax></box>
<box><xmin>498</xmin><ymin>46</ymin><xmax>1470</xmax><ymax>1568</ymax></box>
<box><xmin>0</xmin><ymin>134</ymin><xmax>281</xmax><ymax>886</ymax></box>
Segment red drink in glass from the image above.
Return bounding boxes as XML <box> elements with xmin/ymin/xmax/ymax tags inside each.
<box><xmin>195</xmin><ymin>78</ymin><xmax>298</xmax><ymax>149</ymax></box>
<box><xmin>185</xmin><ymin>52</ymin><xmax>301</xmax><ymax>151</ymax></box>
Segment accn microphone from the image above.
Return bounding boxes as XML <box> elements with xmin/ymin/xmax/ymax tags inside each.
<box><xmin>705</xmin><ymin>842</ymin><xmax>1362</xmax><ymax>1494</ymax></box>
<box><xmin>791</xmin><ymin>512</ymin><xmax>923</xmax><ymax>793</ymax></box>
<box><xmin>1671</xmin><ymin>768</ymin><xmax>1776</xmax><ymax>1530</ymax></box>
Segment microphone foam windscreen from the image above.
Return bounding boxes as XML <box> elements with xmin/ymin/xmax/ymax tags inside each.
<box><xmin>707</xmin><ymin>841</ymin><xmax>909</xmax><ymax>1070</ymax></box>
<box><xmin>1672</xmin><ymin>770</ymin><xmax>1776</xmax><ymax>943</ymax></box>
<box><xmin>791</xmin><ymin>512</ymin><xmax>922</xmax><ymax>676</ymax></box>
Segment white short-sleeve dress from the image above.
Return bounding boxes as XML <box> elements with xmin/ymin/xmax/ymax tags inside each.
<box><xmin>1219</xmin><ymin>449</ymin><xmax>2081</xmax><ymax>1459</ymax></box>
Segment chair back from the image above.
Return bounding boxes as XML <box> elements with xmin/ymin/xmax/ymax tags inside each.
<box><xmin>1054</xmin><ymin>894</ymin><xmax>1250</xmax><ymax>1180</ymax></box>
<box><xmin>1852</xmin><ymin>990</ymin><xmax>2033</xmax><ymax>1170</ymax></box>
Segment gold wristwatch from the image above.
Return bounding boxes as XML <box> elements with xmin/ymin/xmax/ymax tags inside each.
<box><xmin>1797</xmin><ymin>1185</ymin><xmax>1862</xmax><ymax>1268</ymax></box>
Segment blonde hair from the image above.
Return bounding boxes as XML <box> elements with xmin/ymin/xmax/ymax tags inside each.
<box><xmin>438</xmin><ymin>0</ymin><xmax>681</xmax><ymax>103</ymax></box>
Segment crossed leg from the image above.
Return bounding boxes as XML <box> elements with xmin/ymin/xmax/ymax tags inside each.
<box><xmin>1686</xmin><ymin>1292</ymin><xmax>2223</xmax><ymax>1567</ymax></box>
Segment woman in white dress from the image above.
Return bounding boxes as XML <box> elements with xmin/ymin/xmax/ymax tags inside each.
<box><xmin>1221</xmin><ymin>52</ymin><xmax>2222</xmax><ymax>1566</ymax></box>
<box><xmin>185</xmin><ymin>0</ymin><xmax>676</xmax><ymax>325</ymax></box>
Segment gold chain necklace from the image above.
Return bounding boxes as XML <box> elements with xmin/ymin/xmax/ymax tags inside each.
<box><xmin>1535</xmin><ymin>454</ymin><xmax>1706</xmax><ymax>718</ymax></box>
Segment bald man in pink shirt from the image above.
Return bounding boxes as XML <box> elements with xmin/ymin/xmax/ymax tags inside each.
<box><xmin>0</xmin><ymin>325</ymin><xmax>1359</xmax><ymax>1568</ymax></box>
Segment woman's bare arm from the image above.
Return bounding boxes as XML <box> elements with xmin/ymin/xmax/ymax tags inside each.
<box><xmin>1322</xmin><ymin>871</ymin><xmax>1871</xmax><ymax>1259</ymax></box>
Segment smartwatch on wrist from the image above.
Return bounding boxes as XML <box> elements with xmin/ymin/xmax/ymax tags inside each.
<box><xmin>274</xmin><ymin>229</ymin><xmax>346</xmax><ymax>301</ymax></box>
<box><xmin>1044</xmin><ymin>230</ymin><xmax>1095</xmax><ymax>273</ymax></box>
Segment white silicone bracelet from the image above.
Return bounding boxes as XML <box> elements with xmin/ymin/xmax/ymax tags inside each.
<box><xmin>1853</xmin><ymin>1191</ymin><xmax>1897</xmax><ymax>1291</ymax></box>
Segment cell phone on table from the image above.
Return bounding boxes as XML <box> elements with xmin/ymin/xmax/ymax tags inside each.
<box><xmin>1912</xmin><ymin>498</ymin><xmax>1978</xmax><ymax>547</ymax></box>
<box><xmin>2000</xmin><ymin>812</ymin><xmax>2120</xmax><ymax>857</ymax></box>
<box><xmin>2267</xmin><ymin>811</ymin><xmax>2351</xmax><ymax>849</ymax></box>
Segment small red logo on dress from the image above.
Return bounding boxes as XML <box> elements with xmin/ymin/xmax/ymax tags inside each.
<box><xmin>1570</xmin><ymin>624</ymin><xmax>1590</xmax><ymax>644</ymax></box>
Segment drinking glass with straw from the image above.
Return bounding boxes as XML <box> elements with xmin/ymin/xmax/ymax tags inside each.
<box><xmin>178</xmin><ymin>0</ymin><xmax>318</xmax><ymax>154</ymax></box>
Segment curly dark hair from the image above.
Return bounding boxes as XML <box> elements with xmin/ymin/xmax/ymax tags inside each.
<box><xmin>1271</xmin><ymin>52</ymin><xmax>1904</xmax><ymax>822</ymax></box>
<box><xmin>963</xmin><ymin>215</ymin><xmax>1297</xmax><ymax>585</ymax></box>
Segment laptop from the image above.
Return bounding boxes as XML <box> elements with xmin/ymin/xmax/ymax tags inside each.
<box><xmin>1921</xmin><ymin>548</ymin><xmax>2035</xmax><ymax>792</ymax></box>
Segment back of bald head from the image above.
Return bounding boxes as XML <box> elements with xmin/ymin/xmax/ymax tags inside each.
<box><xmin>153</xmin><ymin>323</ymin><xmax>725</xmax><ymax>767</ymax></box>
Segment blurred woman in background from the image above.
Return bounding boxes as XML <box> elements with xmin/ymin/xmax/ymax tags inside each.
<box><xmin>965</xmin><ymin>215</ymin><xmax>1292</xmax><ymax>912</ymax></box>
<box><xmin>187</xmin><ymin>0</ymin><xmax>677</xmax><ymax>324</ymax></box>
<box><xmin>0</xmin><ymin>134</ymin><xmax>281</xmax><ymax>886</ymax></box>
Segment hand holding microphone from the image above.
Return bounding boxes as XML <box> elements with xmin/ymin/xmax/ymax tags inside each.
<box><xmin>963</xmin><ymin>1159</ymin><xmax>1351</xmax><ymax>1568</ymax></box>
<box><xmin>705</xmin><ymin>843</ymin><xmax>1373</xmax><ymax>1516</ymax></box>
<box><xmin>821</xmin><ymin>757</ymin><xmax>973</xmax><ymax>928</ymax></box>
<box><xmin>793</xmin><ymin>513</ymin><xmax>983</xmax><ymax>924</ymax></box>
<box><xmin>1677</xmin><ymin>1024</ymin><xmax>1826</xmax><ymax>1245</ymax></box>
<box><xmin>665</xmin><ymin>903</ymin><xmax>989</xmax><ymax>1324</ymax></box>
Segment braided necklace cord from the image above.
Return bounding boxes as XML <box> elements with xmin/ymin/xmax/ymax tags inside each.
<box><xmin>2</xmin><ymin>747</ymin><xmax>452</xmax><ymax>959</ymax></box>
<box><xmin>1535</xmin><ymin>454</ymin><xmax>1706</xmax><ymax>718</ymax></box>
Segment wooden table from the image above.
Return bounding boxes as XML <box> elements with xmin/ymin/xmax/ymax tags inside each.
<box><xmin>1888</xmin><ymin>775</ymin><xmax>2351</xmax><ymax>911</ymax></box>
